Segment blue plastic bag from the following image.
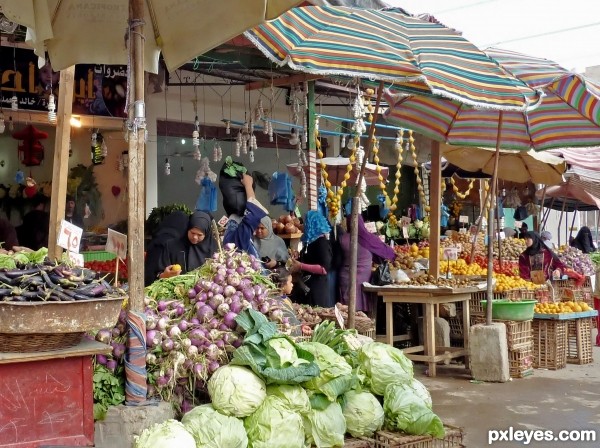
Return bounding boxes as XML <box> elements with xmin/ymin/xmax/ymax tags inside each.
<box><xmin>196</xmin><ymin>177</ymin><xmax>217</xmax><ymax>212</ymax></box>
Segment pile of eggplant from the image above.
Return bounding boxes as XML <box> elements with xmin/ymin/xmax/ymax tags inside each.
<box><xmin>0</xmin><ymin>262</ymin><xmax>124</xmax><ymax>302</ymax></box>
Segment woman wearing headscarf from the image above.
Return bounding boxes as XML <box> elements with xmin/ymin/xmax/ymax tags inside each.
<box><xmin>338</xmin><ymin>215</ymin><xmax>395</xmax><ymax>313</ymax></box>
<box><xmin>158</xmin><ymin>211</ymin><xmax>218</xmax><ymax>278</ymax></box>
<box><xmin>518</xmin><ymin>231</ymin><xmax>565</xmax><ymax>283</ymax></box>
<box><xmin>144</xmin><ymin>211</ymin><xmax>189</xmax><ymax>285</ymax></box>
<box><xmin>570</xmin><ymin>226</ymin><xmax>596</xmax><ymax>254</ymax></box>
<box><xmin>253</xmin><ymin>216</ymin><xmax>289</xmax><ymax>269</ymax></box>
<box><xmin>289</xmin><ymin>210</ymin><xmax>332</xmax><ymax>307</ymax></box>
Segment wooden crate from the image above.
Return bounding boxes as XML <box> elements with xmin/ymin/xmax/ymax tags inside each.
<box><xmin>344</xmin><ymin>437</ymin><xmax>375</xmax><ymax>447</ymax></box>
<box><xmin>469</xmin><ymin>292</ymin><xmax>504</xmax><ymax>315</ymax></box>
<box><xmin>470</xmin><ymin>317</ymin><xmax>533</xmax><ymax>350</ymax></box>
<box><xmin>372</xmin><ymin>425</ymin><xmax>464</xmax><ymax>448</ymax></box>
<box><xmin>532</xmin><ymin>319</ymin><xmax>567</xmax><ymax>370</ymax></box>
<box><xmin>509</xmin><ymin>343</ymin><xmax>534</xmax><ymax>378</ymax></box>
<box><xmin>567</xmin><ymin>318</ymin><xmax>594</xmax><ymax>365</ymax></box>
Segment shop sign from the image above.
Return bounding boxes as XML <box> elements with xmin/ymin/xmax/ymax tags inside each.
<box><xmin>106</xmin><ymin>228</ymin><xmax>127</xmax><ymax>259</ymax></box>
<box><xmin>0</xmin><ymin>46</ymin><xmax>127</xmax><ymax>117</ymax></box>
<box><xmin>58</xmin><ymin>219</ymin><xmax>83</xmax><ymax>253</ymax></box>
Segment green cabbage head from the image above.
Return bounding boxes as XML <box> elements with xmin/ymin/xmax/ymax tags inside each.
<box><xmin>208</xmin><ymin>365</ymin><xmax>266</xmax><ymax>418</ymax></box>
<box><xmin>342</xmin><ymin>390</ymin><xmax>384</xmax><ymax>437</ymax></box>
<box><xmin>383</xmin><ymin>383</ymin><xmax>445</xmax><ymax>438</ymax></box>
<box><xmin>358</xmin><ymin>342</ymin><xmax>413</xmax><ymax>395</ymax></box>
<box><xmin>303</xmin><ymin>401</ymin><xmax>346</xmax><ymax>448</ymax></box>
<box><xmin>181</xmin><ymin>404</ymin><xmax>248</xmax><ymax>448</ymax></box>
<box><xmin>266</xmin><ymin>384</ymin><xmax>311</xmax><ymax>414</ymax></box>
<box><xmin>244</xmin><ymin>395</ymin><xmax>304</xmax><ymax>448</ymax></box>
<box><xmin>134</xmin><ymin>419</ymin><xmax>195</xmax><ymax>448</ymax></box>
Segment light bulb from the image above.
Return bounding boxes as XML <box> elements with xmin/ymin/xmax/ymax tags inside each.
<box><xmin>47</xmin><ymin>94</ymin><xmax>57</xmax><ymax>124</ymax></box>
<box><xmin>181</xmin><ymin>138</ymin><xmax>186</xmax><ymax>145</ymax></box>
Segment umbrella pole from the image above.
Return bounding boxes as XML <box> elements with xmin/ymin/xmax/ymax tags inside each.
<box><xmin>541</xmin><ymin>196</ymin><xmax>556</xmax><ymax>230</ymax></box>
<box><xmin>348</xmin><ymin>81</ymin><xmax>384</xmax><ymax>329</ymax></box>
<box><xmin>569</xmin><ymin>207</ymin><xmax>578</xmax><ymax>241</ymax></box>
<box><xmin>124</xmin><ymin>0</ymin><xmax>147</xmax><ymax>405</ymax></box>
<box><xmin>537</xmin><ymin>185</ymin><xmax>547</xmax><ymax>232</ymax></box>
<box><xmin>496</xmin><ymin>179</ymin><xmax>502</xmax><ymax>270</ymax></box>
<box><xmin>557</xmin><ymin>197</ymin><xmax>567</xmax><ymax>247</ymax></box>
<box><xmin>470</xmin><ymin>185</ymin><xmax>491</xmax><ymax>264</ymax></box>
<box><xmin>487</xmin><ymin>112</ymin><xmax>503</xmax><ymax>326</ymax></box>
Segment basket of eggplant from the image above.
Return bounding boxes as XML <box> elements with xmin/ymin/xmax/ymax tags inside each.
<box><xmin>0</xmin><ymin>249</ymin><xmax>126</xmax><ymax>352</ymax></box>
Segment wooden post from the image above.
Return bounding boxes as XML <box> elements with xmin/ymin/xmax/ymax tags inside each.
<box><xmin>486</xmin><ymin>112</ymin><xmax>503</xmax><ymax>326</ymax></box>
<box><xmin>557</xmin><ymin>197</ymin><xmax>567</xmax><ymax>247</ymax></box>
<box><xmin>429</xmin><ymin>141</ymin><xmax>442</xmax><ymax>277</ymax></box>
<box><xmin>348</xmin><ymin>81</ymin><xmax>384</xmax><ymax>329</ymax></box>
<box><xmin>48</xmin><ymin>66</ymin><xmax>76</xmax><ymax>261</ymax></box>
<box><xmin>537</xmin><ymin>185</ymin><xmax>547</xmax><ymax>232</ymax></box>
<box><xmin>127</xmin><ymin>0</ymin><xmax>146</xmax><ymax>311</ymax></box>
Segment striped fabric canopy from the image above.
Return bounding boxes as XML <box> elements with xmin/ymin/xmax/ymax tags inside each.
<box><xmin>385</xmin><ymin>48</ymin><xmax>600</xmax><ymax>151</ymax></box>
<box><xmin>246</xmin><ymin>5</ymin><xmax>540</xmax><ymax>111</ymax></box>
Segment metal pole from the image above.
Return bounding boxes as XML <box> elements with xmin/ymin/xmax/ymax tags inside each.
<box><xmin>487</xmin><ymin>112</ymin><xmax>503</xmax><ymax>326</ymax></box>
<box><xmin>557</xmin><ymin>197</ymin><xmax>567</xmax><ymax>247</ymax></box>
<box><xmin>348</xmin><ymin>81</ymin><xmax>384</xmax><ymax>329</ymax></box>
<box><xmin>537</xmin><ymin>185</ymin><xmax>547</xmax><ymax>232</ymax></box>
<box><xmin>569</xmin><ymin>207</ymin><xmax>578</xmax><ymax>241</ymax></box>
<box><xmin>496</xmin><ymin>179</ymin><xmax>502</xmax><ymax>270</ymax></box>
<box><xmin>541</xmin><ymin>196</ymin><xmax>556</xmax><ymax>230</ymax></box>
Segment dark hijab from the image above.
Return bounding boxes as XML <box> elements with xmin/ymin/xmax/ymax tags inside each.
<box><xmin>571</xmin><ymin>226</ymin><xmax>596</xmax><ymax>254</ymax></box>
<box><xmin>186</xmin><ymin>211</ymin><xmax>218</xmax><ymax>269</ymax></box>
<box><xmin>523</xmin><ymin>231</ymin><xmax>546</xmax><ymax>256</ymax></box>
<box><xmin>145</xmin><ymin>211</ymin><xmax>189</xmax><ymax>285</ymax></box>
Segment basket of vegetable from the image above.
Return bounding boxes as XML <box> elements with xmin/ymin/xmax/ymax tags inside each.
<box><xmin>0</xmin><ymin>249</ymin><xmax>126</xmax><ymax>352</ymax></box>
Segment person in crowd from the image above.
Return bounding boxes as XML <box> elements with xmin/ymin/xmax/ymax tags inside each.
<box><xmin>289</xmin><ymin>210</ymin><xmax>332</xmax><ymax>307</ymax></box>
<box><xmin>503</xmin><ymin>227</ymin><xmax>517</xmax><ymax>239</ymax></box>
<box><xmin>570</xmin><ymin>226</ymin><xmax>596</xmax><ymax>253</ymax></box>
<box><xmin>158</xmin><ymin>211</ymin><xmax>218</xmax><ymax>278</ymax></box>
<box><xmin>0</xmin><ymin>217</ymin><xmax>19</xmax><ymax>250</ymax></box>
<box><xmin>223</xmin><ymin>173</ymin><xmax>267</xmax><ymax>258</ymax></box>
<box><xmin>274</xmin><ymin>267</ymin><xmax>302</xmax><ymax>335</ymax></box>
<box><xmin>540</xmin><ymin>230</ymin><xmax>556</xmax><ymax>250</ymax></box>
<box><xmin>17</xmin><ymin>194</ymin><xmax>49</xmax><ymax>250</ymax></box>
<box><xmin>338</xmin><ymin>215</ymin><xmax>395</xmax><ymax>313</ymax></box>
<box><xmin>517</xmin><ymin>222</ymin><xmax>529</xmax><ymax>239</ymax></box>
<box><xmin>518</xmin><ymin>231</ymin><xmax>565</xmax><ymax>282</ymax></box>
<box><xmin>144</xmin><ymin>211</ymin><xmax>189</xmax><ymax>286</ymax></box>
<box><xmin>253</xmin><ymin>215</ymin><xmax>289</xmax><ymax>270</ymax></box>
<box><xmin>65</xmin><ymin>194</ymin><xmax>84</xmax><ymax>228</ymax></box>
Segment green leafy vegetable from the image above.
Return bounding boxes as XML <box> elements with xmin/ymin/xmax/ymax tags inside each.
<box><xmin>180</xmin><ymin>404</ymin><xmax>248</xmax><ymax>448</ymax></box>
<box><xmin>231</xmin><ymin>310</ymin><xmax>320</xmax><ymax>384</ymax></box>
<box><xmin>223</xmin><ymin>155</ymin><xmax>248</xmax><ymax>177</ymax></box>
<box><xmin>298</xmin><ymin>341</ymin><xmax>355</xmax><ymax>402</ymax></box>
<box><xmin>383</xmin><ymin>383</ymin><xmax>445</xmax><ymax>438</ymax></box>
<box><xmin>26</xmin><ymin>247</ymin><xmax>49</xmax><ymax>264</ymax></box>
<box><xmin>358</xmin><ymin>342</ymin><xmax>413</xmax><ymax>396</ymax></box>
<box><xmin>92</xmin><ymin>363</ymin><xmax>125</xmax><ymax>421</ymax></box>
<box><xmin>244</xmin><ymin>395</ymin><xmax>305</xmax><ymax>448</ymax></box>
<box><xmin>207</xmin><ymin>365</ymin><xmax>266</xmax><ymax>418</ymax></box>
<box><xmin>134</xmin><ymin>419</ymin><xmax>196</xmax><ymax>448</ymax></box>
<box><xmin>342</xmin><ymin>390</ymin><xmax>384</xmax><ymax>437</ymax></box>
<box><xmin>0</xmin><ymin>254</ymin><xmax>16</xmax><ymax>270</ymax></box>
<box><xmin>303</xmin><ymin>401</ymin><xmax>346</xmax><ymax>448</ymax></box>
<box><xmin>266</xmin><ymin>384</ymin><xmax>311</xmax><ymax>414</ymax></box>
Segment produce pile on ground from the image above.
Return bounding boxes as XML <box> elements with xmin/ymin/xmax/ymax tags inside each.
<box><xmin>134</xmin><ymin>309</ymin><xmax>446</xmax><ymax>448</ymax></box>
<box><xmin>557</xmin><ymin>246</ymin><xmax>596</xmax><ymax>276</ymax></box>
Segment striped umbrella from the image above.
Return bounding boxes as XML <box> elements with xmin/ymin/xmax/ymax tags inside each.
<box><xmin>245</xmin><ymin>5</ymin><xmax>541</xmax><ymax>111</ymax></box>
<box><xmin>384</xmin><ymin>47</ymin><xmax>600</xmax><ymax>151</ymax></box>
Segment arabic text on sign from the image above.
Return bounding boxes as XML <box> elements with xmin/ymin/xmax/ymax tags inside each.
<box><xmin>57</xmin><ymin>220</ymin><xmax>83</xmax><ymax>253</ymax></box>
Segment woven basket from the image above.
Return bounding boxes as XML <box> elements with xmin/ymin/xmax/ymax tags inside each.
<box><xmin>0</xmin><ymin>332</ymin><xmax>85</xmax><ymax>352</ymax></box>
<box><xmin>0</xmin><ymin>297</ymin><xmax>124</xmax><ymax>353</ymax></box>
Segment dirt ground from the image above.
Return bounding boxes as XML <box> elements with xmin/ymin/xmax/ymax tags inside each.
<box><xmin>416</xmin><ymin>329</ymin><xmax>600</xmax><ymax>448</ymax></box>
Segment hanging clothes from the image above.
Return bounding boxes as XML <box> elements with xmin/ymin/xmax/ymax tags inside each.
<box><xmin>196</xmin><ymin>177</ymin><xmax>217</xmax><ymax>212</ymax></box>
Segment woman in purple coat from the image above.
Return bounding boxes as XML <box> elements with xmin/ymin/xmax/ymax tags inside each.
<box><xmin>338</xmin><ymin>215</ymin><xmax>395</xmax><ymax>313</ymax></box>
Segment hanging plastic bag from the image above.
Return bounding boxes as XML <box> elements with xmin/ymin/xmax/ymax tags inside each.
<box><xmin>269</xmin><ymin>171</ymin><xmax>295</xmax><ymax>211</ymax></box>
<box><xmin>196</xmin><ymin>177</ymin><xmax>217</xmax><ymax>212</ymax></box>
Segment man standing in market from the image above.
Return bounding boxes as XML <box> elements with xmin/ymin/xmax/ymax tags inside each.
<box><xmin>65</xmin><ymin>194</ymin><xmax>84</xmax><ymax>229</ymax></box>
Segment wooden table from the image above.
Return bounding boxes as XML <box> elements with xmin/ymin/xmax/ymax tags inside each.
<box><xmin>364</xmin><ymin>285</ymin><xmax>478</xmax><ymax>377</ymax></box>
<box><xmin>0</xmin><ymin>339</ymin><xmax>110</xmax><ymax>448</ymax></box>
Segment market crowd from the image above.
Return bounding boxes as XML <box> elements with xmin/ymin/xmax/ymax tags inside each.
<box><xmin>143</xmin><ymin>164</ymin><xmax>397</xmax><ymax>314</ymax></box>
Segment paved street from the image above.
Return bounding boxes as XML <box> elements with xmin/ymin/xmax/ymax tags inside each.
<box><xmin>417</xmin><ymin>330</ymin><xmax>600</xmax><ymax>447</ymax></box>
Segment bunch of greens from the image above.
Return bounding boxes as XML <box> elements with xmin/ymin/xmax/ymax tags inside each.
<box><xmin>92</xmin><ymin>361</ymin><xmax>125</xmax><ymax>420</ymax></box>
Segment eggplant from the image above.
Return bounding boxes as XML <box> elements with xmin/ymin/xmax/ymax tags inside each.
<box><xmin>0</xmin><ymin>273</ymin><xmax>17</xmax><ymax>286</ymax></box>
<box><xmin>75</xmin><ymin>283</ymin><xmax>107</xmax><ymax>297</ymax></box>
<box><xmin>40</xmin><ymin>270</ymin><xmax>59</xmax><ymax>288</ymax></box>
<box><xmin>0</xmin><ymin>288</ymin><xmax>12</xmax><ymax>297</ymax></box>
<box><xmin>49</xmin><ymin>290</ymin><xmax>75</xmax><ymax>301</ymax></box>
<box><xmin>5</xmin><ymin>268</ymin><xmax>41</xmax><ymax>279</ymax></box>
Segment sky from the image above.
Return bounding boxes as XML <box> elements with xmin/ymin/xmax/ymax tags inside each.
<box><xmin>386</xmin><ymin>0</ymin><xmax>600</xmax><ymax>73</ymax></box>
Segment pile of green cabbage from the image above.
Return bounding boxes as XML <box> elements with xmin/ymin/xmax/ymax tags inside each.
<box><xmin>135</xmin><ymin>338</ymin><xmax>444</xmax><ymax>447</ymax></box>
